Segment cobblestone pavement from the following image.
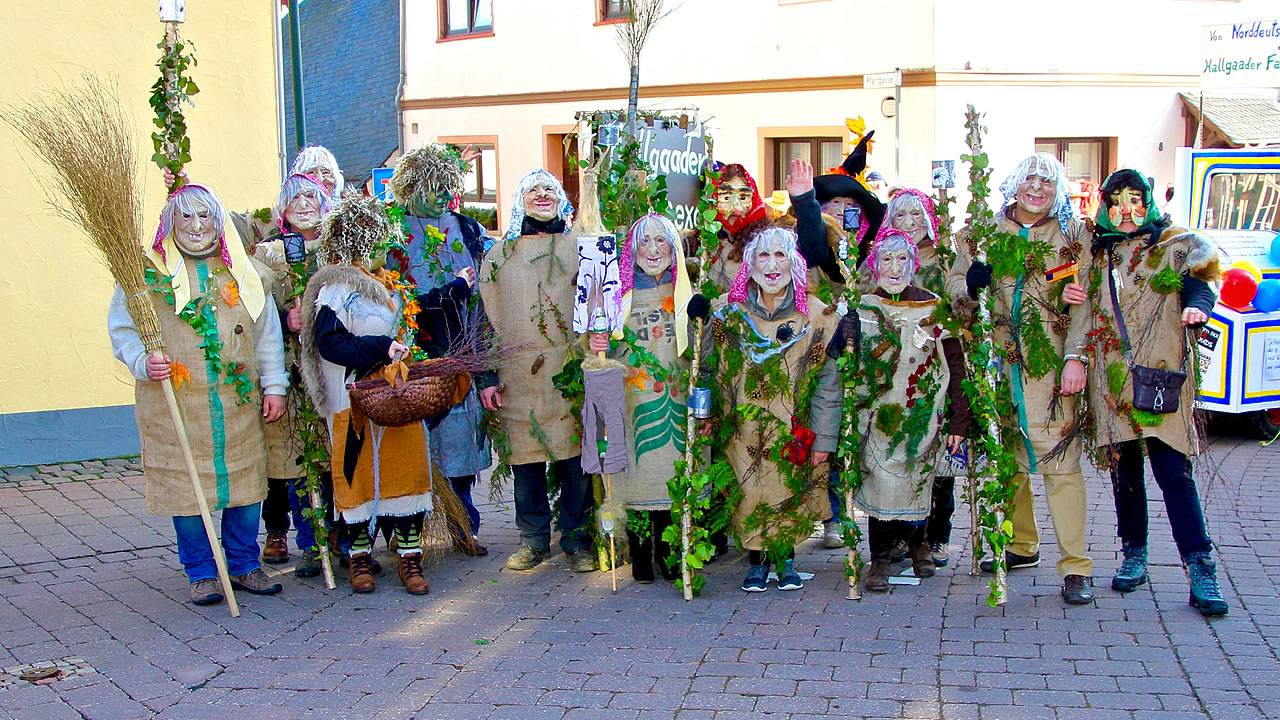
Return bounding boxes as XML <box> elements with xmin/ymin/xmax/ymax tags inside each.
<box><xmin>0</xmin><ymin>433</ymin><xmax>1276</xmax><ymax>720</ymax></box>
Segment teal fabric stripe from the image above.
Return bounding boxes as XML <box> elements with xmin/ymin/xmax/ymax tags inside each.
<box><xmin>196</xmin><ymin>262</ymin><xmax>231</xmax><ymax>507</ymax></box>
<box><xmin>1011</xmin><ymin>227</ymin><xmax>1038</xmax><ymax>473</ymax></box>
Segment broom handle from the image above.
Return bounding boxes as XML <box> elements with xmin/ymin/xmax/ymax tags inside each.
<box><xmin>153</xmin><ymin>350</ymin><xmax>240</xmax><ymax>617</ymax></box>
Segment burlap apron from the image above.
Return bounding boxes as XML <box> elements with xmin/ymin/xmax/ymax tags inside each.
<box><xmin>852</xmin><ymin>295</ymin><xmax>949</xmax><ymax>522</ymax></box>
<box><xmin>479</xmin><ymin>232</ymin><xmax>579</xmax><ymax>465</ymax></box>
<box><xmin>136</xmin><ymin>256</ymin><xmax>269</xmax><ymax>516</ymax></box>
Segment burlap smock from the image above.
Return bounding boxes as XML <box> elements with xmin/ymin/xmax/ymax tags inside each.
<box><xmin>950</xmin><ymin>211</ymin><xmax>1093</xmax><ymax>475</ymax></box>
<box><xmin>135</xmin><ymin>256</ymin><xmax>273</xmax><ymax>516</ymax></box>
<box><xmin>478</xmin><ymin>231</ymin><xmax>579</xmax><ymax>465</ymax></box>
<box><xmin>614</xmin><ymin>284</ymin><xmax>687</xmax><ymax>510</ymax></box>
<box><xmin>254</xmin><ymin>234</ymin><xmax>324</xmax><ymax>478</ymax></box>
<box><xmin>713</xmin><ymin>291</ymin><xmax>841</xmax><ymax>552</ymax></box>
<box><xmin>852</xmin><ymin>293</ymin><xmax>952</xmax><ymax>521</ymax></box>
<box><xmin>1066</xmin><ymin>225</ymin><xmax>1217</xmax><ymax>459</ymax></box>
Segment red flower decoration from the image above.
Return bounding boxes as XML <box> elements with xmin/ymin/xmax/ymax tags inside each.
<box><xmin>781</xmin><ymin>415</ymin><xmax>816</xmax><ymax>465</ymax></box>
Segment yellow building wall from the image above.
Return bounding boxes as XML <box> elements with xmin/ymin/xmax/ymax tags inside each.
<box><xmin>0</xmin><ymin>1</ymin><xmax>280</xmax><ymax>419</ymax></box>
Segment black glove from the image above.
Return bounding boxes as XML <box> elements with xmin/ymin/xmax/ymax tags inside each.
<box><xmin>966</xmin><ymin>260</ymin><xmax>993</xmax><ymax>300</ymax></box>
<box><xmin>687</xmin><ymin>293</ymin><xmax>711</xmax><ymax>320</ymax></box>
<box><xmin>826</xmin><ymin>314</ymin><xmax>859</xmax><ymax>358</ymax></box>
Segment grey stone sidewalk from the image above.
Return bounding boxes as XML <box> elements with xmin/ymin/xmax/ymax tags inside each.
<box><xmin>0</xmin><ymin>434</ymin><xmax>1276</xmax><ymax>720</ymax></box>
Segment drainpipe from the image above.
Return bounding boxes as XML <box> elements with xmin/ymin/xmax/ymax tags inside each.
<box><xmin>397</xmin><ymin>0</ymin><xmax>407</xmax><ymax>162</ymax></box>
<box><xmin>273</xmin><ymin>1</ymin><xmax>287</xmax><ymax>179</ymax></box>
<box><xmin>288</xmin><ymin>0</ymin><xmax>306</xmax><ymax>148</ymax></box>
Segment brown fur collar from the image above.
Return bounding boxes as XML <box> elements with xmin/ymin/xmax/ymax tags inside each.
<box><xmin>297</xmin><ymin>264</ymin><xmax>392</xmax><ymax>415</ymax></box>
<box><xmin>1160</xmin><ymin>226</ymin><xmax>1221</xmax><ymax>283</ymax></box>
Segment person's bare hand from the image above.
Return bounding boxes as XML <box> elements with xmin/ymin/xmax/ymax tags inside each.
<box><xmin>480</xmin><ymin>385</ymin><xmax>503</xmax><ymax>411</ymax></box>
<box><xmin>263</xmin><ymin>394</ymin><xmax>285</xmax><ymax>423</ymax></box>
<box><xmin>698</xmin><ymin>418</ymin><xmax>713</xmax><ymax>436</ymax></box>
<box><xmin>784</xmin><ymin>158</ymin><xmax>814</xmax><ymax>197</ymax></box>
<box><xmin>945</xmin><ymin>434</ymin><xmax>965</xmax><ymax>454</ymax></box>
<box><xmin>1182</xmin><ymin>307</ymin><xmax>1208</xmax><ymax>326</ymax></box>
<box><xmin>455</xmin><ymin>266</ymin><xmax>476</xmax><ymax>288</ymax></box>
<box><xmin>460</xmin><ymin>144</ymin><xmax>480</xmax><ymax>167</ymax></box>
<box><xmin>388</xmin><ymin>340</ymin><xmax>409</xmax><ymax>361</ymax></box>
<box><xmin>588</xmin><ymin>333</ymin><xmax>609</xmax><ymax>354</ymax></box>
<box><xmin>146</xmin><ymin>354</ymin><xmax>173</xmax><ymax>381</ymax></box>
<box><xmin>162</xmin><ymin>167</ymin><xmax>189</xmax><ymax>190</ymax></box>
<box><xmin>1061</xmin><ymin>358</ymin><xmax>1088</xmax><ymax>395</ymax></box>
<box><xmin>286</xmin><ymin>306</ymin><xmax>302</xmax><ymax>333</ymax></box>
<box><xmin>1062</xmin><ymin>282</ymin><xmax>1087</xmax><ymax>305</ymax></box>
<box><xmin>810</xmin><ymin>450</ymin><xmax>831</xmax><ymax>466</ymax></box>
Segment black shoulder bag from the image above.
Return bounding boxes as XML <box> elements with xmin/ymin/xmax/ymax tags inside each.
<box><xmin>1107</xmin><ymin>253</ymin><xmax>1187</xmax><ymax>414</ymax></box>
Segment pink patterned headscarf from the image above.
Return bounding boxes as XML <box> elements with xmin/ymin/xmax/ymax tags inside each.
<box><xmin>884</xmin><ymin>187</ymin><xmax>940</xmax><ymax>248</ymax></box>
<box><xmin>728</xmin><ymin>227</ymin><xmax>809</xmax><ymax>316</ymax></box>
<box><xmin>274</xmin><ymin>173</ymin><xmax>334</xmax><ymax>234</ymax></box>
<box><xmin>867</xmin><ymin>227</ymin><xmax>920</xmax><ymax>281</ymax></box>
<box><xmin>153</xmin><ymin>183</ymin><xmax>231</xmax><ymax>266</ymax></box>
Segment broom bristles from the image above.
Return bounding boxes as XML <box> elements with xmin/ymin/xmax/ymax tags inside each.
<box><xmin>2</xmin><ymin>74</ymin><xmax>163</xmax><ymax>351</ymax></box>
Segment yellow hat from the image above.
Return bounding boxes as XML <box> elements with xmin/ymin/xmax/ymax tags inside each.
<box><xmin>763</xmin><ymin>190</ymin><xmax>791</xmax><ymax>213</ymax></box>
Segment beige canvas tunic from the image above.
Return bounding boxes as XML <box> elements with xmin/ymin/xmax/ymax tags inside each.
<box><xmin>950</xmin><ymin>211</ymin><xmax>1093</xmax><ymax>474</ymax></box>
<box><xmin>254</xmin><ymin>235</ymin><xmax>325</xmax><ymax>477</ymax></box>
<box><xmin>109</xmin><ymin>256</ymin><xmax>285</xmax><ymax>517</ymax></box>
<box><xmin>479</xmin><ymin>231</ymin><xmax>580</xmax><ymax>465</ymax></box>
<box><xmin>713</xmin><ymin>291</ymin><xmax>841</xmax><ymax>551</ymax></box>
<box><xmin>1066</xmin><ymin>226</ymin><xmax>1218</xmax><ymax>458</ymax></box>
<box><xmin>852</xmin><ymin>294</ymin><xmax>952</xmax><ymax>521</ymax></box>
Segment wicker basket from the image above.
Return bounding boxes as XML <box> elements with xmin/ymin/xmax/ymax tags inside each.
<box><xmin>348</xmin><ymin>362</ymin><xmax>466</xmax><ymax>427</ymax></box>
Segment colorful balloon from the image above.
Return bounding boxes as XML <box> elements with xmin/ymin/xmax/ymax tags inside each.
<box><xmin>1270</xmin><ymin>235</ymin><xmax>1280</xmax><ymax>266</ymax></box>
<box><xmin>1253</xmin><ymin>279</ymin><xmax>1280</xmax><ymax>314</ymax></box>
<box><xmin>1229</xmin><ymin>259</ymin><xmax>1263</xmax><ymax>283</ymax></box>
<box><xmin>1220</xmin><ymin>267</ymin><xmax>1259</xmax><ymax>310</ymax></box>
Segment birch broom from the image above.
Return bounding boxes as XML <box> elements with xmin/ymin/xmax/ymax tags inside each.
<box><xmin>3</xmin><ymin>75</ymin><xmax>241</xmax><ymax>617</ymax></box>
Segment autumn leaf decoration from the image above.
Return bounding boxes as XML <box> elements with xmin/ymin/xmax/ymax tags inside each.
<box><xmin>169</xmin><ymin>360</ymin><xmax>191</xmax><ymax>390</ymax></box>
<box><xmin>661</xmin><ymin>295</ymin><xmax>675</xmax><ymax>314</ymax></box>
<box><xmin>221</xmin><ymin>280</ymin><xmax>240</xmax><ymax>307</ymax></box>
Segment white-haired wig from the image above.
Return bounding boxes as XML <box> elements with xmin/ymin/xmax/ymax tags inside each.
<box><xmin>867</xmin><ymin>228</ymin><xmax>920</xmax><ymax>285</ymax></box>
<box><xmin>998</xmin><ymin>152</ymin><xmax>1074</xmax><ymax>235</ymax></box>
<box><xmin>290</xmin><ymin>145</ymin><xmax>345</xmax><ymax>196</ymax></box>
<box><xmin>154</xmin><ymin>184</ymin><xmax>228</xmax><ymax>261</ymax></box>
<box><xmin>503</xmin><ymin>169</ymin><xmax>574</xmax><ymax>240</ymax></box>
<box><xmin>729</xmin><ymin>226</ymin><xmax>810</xmax><ymax>314</ymax></box>
<box><xmin>273</xmin><ymin>173</ymin><xmax>335</xmax><ymax>233</ymax></box>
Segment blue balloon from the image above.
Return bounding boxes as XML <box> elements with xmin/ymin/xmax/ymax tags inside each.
<box><xmin>1270</xmin><ymin>235</ymin><xmax>1280</xmax><ymax>266</ymax></box>
<box><xmin>1254</xmin><ymin>279</ymin><xmax>1280</xmax><ymax>314</ymax></box>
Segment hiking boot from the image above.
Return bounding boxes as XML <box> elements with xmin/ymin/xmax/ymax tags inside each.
<box><xmin>1185</xmin><ymin>552</ymin><xmax>1229</xmax><ymax>617</ymax></box>
<box><xmin>566</xmin><ymin>550</ymin><xmax>596</xmax><ymax>573</ymax></box>
<box><xmin>865</xmin><ymin>554</ymin><xmax>892</xmax><ymax>593</ymax></box>
<box><xmin>741</xmin><ymin>564</ymin><xmax>769</xmax><ymax>592</ymax></box>
<box><xmin>397</xmin><ymin>552</ymin><xmax>430</xmax><ymax>595</ymax></box>
<box><xmin>910</xmin><ymin>542</ymin><xmax>936</xmax><ymax>578</ymax></box>
<box><xmin>889</xmin><ymin>540</ymin><xmax>909</xmax><ymax>564</ymax></box>
<box><xmin>338</xmin><ymin>551</ymin><xmax>382</xmax><ymax>575</ymax></box>
<box><xmin>1062</xmin><ymin>574</ymin><xmax>1094</xmax><ymax>605</ymax></box>
<box><xmin>230</xmin><ymin>568</ymin><xmax>283</xmax><ymax>596</ymax></box>
<box><xmin>1111</xmin><ymin>542</ymin><xmax>1149</xmax><ymax>593</ymax></box>
<box><xmin>980</xmin><ymin>550</ymin><xmax>1040</xmax><ymax>573</ymax></box>
<box><xmin>505</xmin><ymin>545</ymin><xmax>548</xmax><ymax>571</ymax></box>
<box><xmin>262</xmin><ymin>533</ymin><xmax>288</xmax><ymax>564</ymax></box>
<box><xmin>295</xmin><ymin>549</ymin><xmax>322</xmax><ymax>579</ymax></box>
<box><xmin>348</xmin><ymin>553</ymin><xmax>376</xmax><ymax>593</ymax></box>
<box><xmin>777</xmin><ymin>559</ymin><xmax>804</xmax><ymax>591</ymax></box>
<box><xmin>823</xmin><ymin>521</ymin><xmax>844</xmax><ymax>549</ymax></box>
<box><xmin>929</xmin><ymin>541</ymin><xmax>950</xmax><ymax>568</ymax></box>
<box><xmin>189</xmin><ymin>578</ymin><xmax>223</xmax><ymax>606</ymax></box>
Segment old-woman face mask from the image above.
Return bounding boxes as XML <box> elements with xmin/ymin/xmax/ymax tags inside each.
<box><xmin>523</xmin><ymin>183</ymin><xmax>559</xmax><ymax>222</ymax></box>
<box><xmin>285</xmin><ymin>188</ymin><xmax>322</xmax><ymax>231</ymax></box>
<box><xmin>1108</xmin><ymin>187</ymin><xmax>1147</xmax><ymax>231</ymax></box>
<box><xmin>635</xmin><ymin>218</ymin><xmax>673</xmax><ymax>278</ymax></box>
<box><xmin>175</xmin><ymin>199</ymin><xmax>218</xmax><ymax>256</ymax></box>
<box><xmin>1015</xmin><ymin>173</ymin><xmax>1055</xmax><ymax>221</ymax></box>
<box><xmin>875</xmin><ymin>247</ymin><xmax>913</xmax><ymax>295</ymax></box>
<box><xmin>750</xmin><ymin>238</ymin><xmax>793</xmax><ymax>297</ymax></box>
<box><xmin>891</xmin><ymin>202</ymin><xmax>928</xmax><ymax>245</ymax></box>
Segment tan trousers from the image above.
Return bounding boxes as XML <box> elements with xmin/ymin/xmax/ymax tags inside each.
<box><xmin>1006</xmin><ymin>471</ymin><xmax>1093</xmax><ymax>578</ymax></box>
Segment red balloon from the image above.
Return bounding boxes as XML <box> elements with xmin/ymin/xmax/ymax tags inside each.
<box><xmin>1220</xmin><ymin>267</ymin><xmax>1259</xmax><ymax>310</ymax></box>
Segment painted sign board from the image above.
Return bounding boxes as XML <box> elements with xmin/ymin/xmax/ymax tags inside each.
<box><xmin>1201</xmin><ymin>20</ymin><xmax>1280</xmax><ymax>89</ymax></box>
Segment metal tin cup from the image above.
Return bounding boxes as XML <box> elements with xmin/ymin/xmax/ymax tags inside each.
<box><xmin>689</xmin><ymin>387</ymin><xmax>711</xmax><ymax>419</ymax></box>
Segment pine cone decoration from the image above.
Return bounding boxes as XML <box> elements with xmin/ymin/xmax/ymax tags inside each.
<box><xmin>748</xmin><ymin>385</ymin><xmax>764</xmax><ymax>400</ymax></box>
<box><xmin>809</xmin><ymin>341</ymin><xmax>826</xmax><ymax>366</ymax></box>
<box><xmin>1174</xmin><ymin>249</ymin><xmax>1187</xmax><ymax>266</ymax></box>
<box><xmin>1003</xmin><ymin>339</ymin><xmax>1021</xmax><ymax>365</ymax></box>
<box><xmin>1024</xmin><ymin>254</ymin><xmax>1040</xmax><ymax>273</ymax></box>
<box><xmin>747</xmin><ymin>445</ymin><xmax>759</xmax><ymax>458</ymax></box>
<box><xmin>714</xmin><ymin>328</ymin><xmax>727</xmax><ymax>345</ymax></box>
<box><xmin>1058</xmin><ymin>245</ymin><xmax>1075</xmax><ymax>262</ymax></box>
<box><xmin>1053</xmin><ymin>313</ymin><xmax>1071</xmax><ymax>335</ymax></box>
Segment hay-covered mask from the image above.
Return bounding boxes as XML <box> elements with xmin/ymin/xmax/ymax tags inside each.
<box><xmin>319</xmin><ymin>194</ymin><xmax>404</xmax><ymax>267</ymax></box>
<box><xmin>390</xmin><ymin>143</ymin><xmax>468</xmax><ymax>218</ymax></box>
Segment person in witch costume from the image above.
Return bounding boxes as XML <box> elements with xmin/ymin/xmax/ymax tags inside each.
<box><xmin>252</xmin><ymin>172</ymin><xmax>334</xmax><ymax>576</ymax></box>
<box><xmin>298</xmin><ymin>194</ymin><xmax>457</xmax><ymax>595</ymax></box>
<box><xmin>1064</xmin><ymin>169</ymin><xmax>1227</xmax><ymax>616</ymax></box>
<box><xmin>954</xmin><ymin>152</ymin><xmax>1096</xmax><ymax>605</ymax></box>
<box><xmin>804</xmin><ymin>132</ymin><xmax>885</xmax><ymax>293</ymax></box>
<box><xmin>690</xmin><ymin>227</ymin><xmax>842</xmax><ymax>593</ymax></box>
<box><xmin>388</xmin><ymin>143</ymin><xmax>493</xmax><ymax>558</ymax></box>
<box><xmin>479</xmin><ymin>169</ymin><xmax>597</xmax><ymax>573</ymax></box>
<box><xmin>835</xmin><ymin>228</ymin><xmax>970</xmax><ymax>592</ymax></box>
<box><xmin>586</xmin><ymin>213</ymin><xmax>696</xmax><ymax>583</ymax></box>
<box><xmin>110</xmin><ymin>183</ymin><xmax>288</xmax><ymax>605</ymax></box>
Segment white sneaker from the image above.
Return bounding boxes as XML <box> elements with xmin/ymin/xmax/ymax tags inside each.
<box><xmin>823</xmin><ymin>521</ymin><xmax>844</xmax><ymax>549</ymax></box>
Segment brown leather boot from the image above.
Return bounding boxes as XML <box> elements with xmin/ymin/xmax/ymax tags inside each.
<box><xmin>910</xmin><ymin>542</ymin><xmax>936</xmax><ymax>578</ymax></box>
<box><xmin>348</xmin><ymin>553</ymin><xmax>376</xmax><ymax>594</ymax></box>
<box><xmin>397</xmin><ymin>552</ymin><xmax>430</xmax><ymax>595</ymax></box>
<box><xmin>865</xmin><ymin>553</ymin><xmax>892</xmax><ymax>593</ymax></box>
<box><xmin>262</xmin><ymin>533</ymin><xmax>288</xmax><ymax>564</ymax></box>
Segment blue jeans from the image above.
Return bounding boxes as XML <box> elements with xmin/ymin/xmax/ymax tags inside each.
<box><xmin>1110</xmin><ymin>437</ymin><xmax>1212</xmax><ymax>558</ymax></box>
<box><xmin>173</xmin><ymin>502</ymin><xmax>263</xmax><ymax>582</ymax></box>
<box><xmin>826</xmin><ymin>468</ymin><xmax>842</xmax><ymax>522</ymax></box>
<box><xmin>262</xmin><ymin>477</ymin><xmax>317</xmax><ymax>550</ymax></box>
<box><xmin>512</xmin><ymin>458</ymin><xmax>591</xmax><ymax>554</ymax></box>
<box><xmin>450</xmin><ymin>474</ymin><xmax>481</xmax><ymax>536</ymax></box>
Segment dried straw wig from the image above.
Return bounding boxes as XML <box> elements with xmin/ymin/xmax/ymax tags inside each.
<box><xmin>998</xmin><ymin>152</ymin><xmax>1073</xmax><ymax>235</ymax></box>
<box><xmin>729</xmin><ymin>226</ymin><xmax>809</xmax><ymax>315</ymax></box>
<box><xmin>154</xmin><ymin>184</ymin><xmax>228</xmax><ymax>263</ymax></box>
<box><xmin>503</xmin><ymin>169</ymin><xmax>574</xmax><ymax>240</ymax></box>
<box><xmin>319</xmin><ymin>193</ymin><xmax>402</xmax><ymax>267</ymax></box>
<box><xmin>290</xmin><ymin>145</ymin><xmax>345</xmax><ymax>196</ymax></box>
<box><xmin>273</xmin><ymin>173</ymin><xmax>334</xmax><ymax>233</ymax></box>
<box><xmin>867</xmin><ymin>228</ymin><xmax>920</xmax><ymax>284</ymax></box>
<box><xmin>390</xmin><ymin>143</ymin><xmax>467</xmax><ymax>206</ymax></box>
